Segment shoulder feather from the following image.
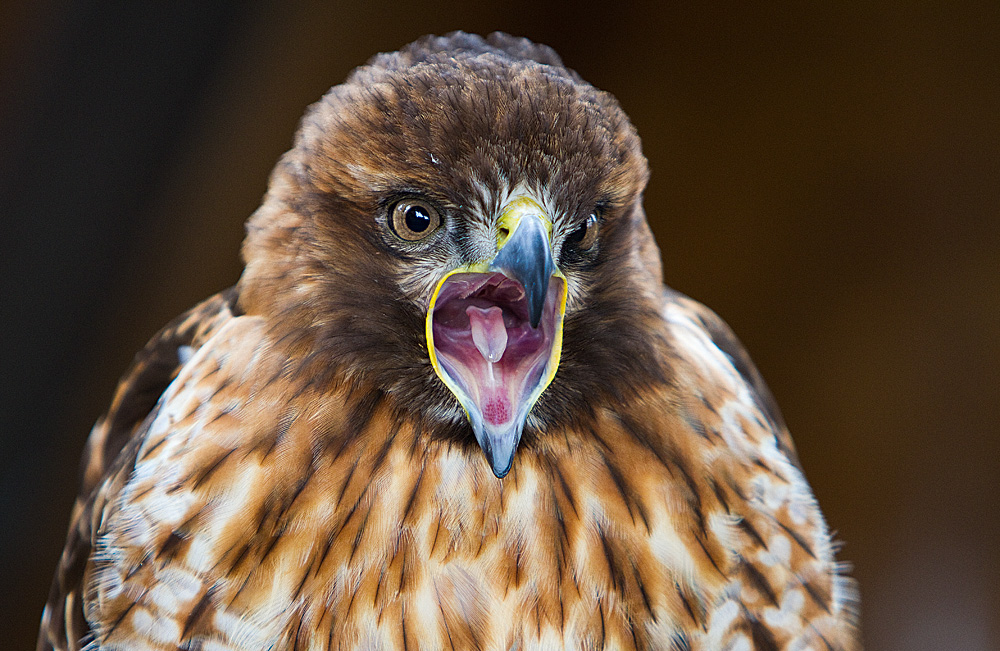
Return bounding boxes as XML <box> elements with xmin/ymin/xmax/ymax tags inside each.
<box><xmin>661</xmin><ymin>286</ymin><xmax>800</xmax><ymax>468</ymax></box>
<box><xmin>37</xmin><ymin>288</ymin><xmax>240</xmax><ymax>651</ymax></box>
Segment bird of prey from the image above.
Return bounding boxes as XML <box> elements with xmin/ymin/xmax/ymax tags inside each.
<box><xmin>39</xmin><ymin>32</ymin><xmax>859</xmax><ymax>651</ymax></box>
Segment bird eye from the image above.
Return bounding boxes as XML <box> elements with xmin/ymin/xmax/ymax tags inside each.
<box><xmin>564</xmin><ymin>213</ymin><xmax>600</xmax><ymax>251</ymax></box>
<box><xmin>389</xmin><ymin>199</ymin><xmax>441</xmax><ymax>241</ymax></box>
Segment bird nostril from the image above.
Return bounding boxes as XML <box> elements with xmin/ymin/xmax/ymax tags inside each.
<box><xmin>498</xmin><ymin>226</ymin><xmax>510</xmax><ymax>244</ymax></box>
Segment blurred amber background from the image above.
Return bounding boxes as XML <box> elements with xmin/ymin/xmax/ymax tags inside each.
<box><xmin>1</xmin><ymin>2</ymin><xmax>997</xmax><ymax>649</ymax></box>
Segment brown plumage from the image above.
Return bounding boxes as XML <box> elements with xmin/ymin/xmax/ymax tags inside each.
<box><xmin>39</xmin><ymin>32</ymin><xmax>859</xmax><ymax>650</ymax></box>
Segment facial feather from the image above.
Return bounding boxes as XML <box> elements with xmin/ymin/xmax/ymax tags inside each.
<box><xmin>237</xmin><ymin>33</ymin><xmax>657</xmax><ymax>447</ymax></box>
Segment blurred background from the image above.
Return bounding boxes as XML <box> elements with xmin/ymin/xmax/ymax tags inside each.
<box><xmin>1</xmin><ymin>1</ymin><xmax>996</xmax><ymax>648</ymax></box>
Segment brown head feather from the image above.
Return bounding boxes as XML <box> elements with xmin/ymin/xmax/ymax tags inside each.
<box><xmin>238</xmin><ymin>31</ymin><xmax>659</xmax><ymax>441</ymax></box>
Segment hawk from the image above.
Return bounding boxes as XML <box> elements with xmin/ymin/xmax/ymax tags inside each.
<box><xmin>39</xmin><ymin>32</ymin><xmax>859</xmax><ymax>650</ymax></box>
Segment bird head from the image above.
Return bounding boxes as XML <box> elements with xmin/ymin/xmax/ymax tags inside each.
<box><xmin>239</xmin><ymin>32</ymin><xmax>665</xmax><ymax>478</ymax></box>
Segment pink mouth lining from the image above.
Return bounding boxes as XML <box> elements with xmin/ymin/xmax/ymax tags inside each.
<box><xmin>431</xmin><ymin>273</ymin><xmax>558</xmax><ymax>426</ymax></box>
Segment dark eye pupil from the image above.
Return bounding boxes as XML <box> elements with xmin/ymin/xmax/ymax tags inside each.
<box><xmin>566</xmin><ymin>222</ymin><xmax>588</xmax><ymax>245</ymax></box>
<box><xmin>405</xmin><ymin>205</ymin><xmax>431</xmax><ymax>232</ymax></box>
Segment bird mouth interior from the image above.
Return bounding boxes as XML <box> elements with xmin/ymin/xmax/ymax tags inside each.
<box><xmin>429</xmin><ymin>272</ymin><xmax>565</xmax><ymax>428</ymax></box>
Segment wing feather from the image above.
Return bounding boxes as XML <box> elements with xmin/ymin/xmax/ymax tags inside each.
<box><xmin>662</xmin><ymin>287</ymin><xmax>801</xmax><ymax>468</ymax></box>
<box><xmin>37</xmin><ymin>288</ymin><xmax>240</xmax><ymax>651</ymax></box>
<box><xmin>656</xmin><ymin>287</ymin><xmax>859</xmax><ymax>648</ymax></box>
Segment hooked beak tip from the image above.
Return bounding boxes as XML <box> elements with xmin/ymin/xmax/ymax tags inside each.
<box><xmin>527</xmin><ymin>291</ymin><xmax>544</xmax><ymax>329</ymax></box>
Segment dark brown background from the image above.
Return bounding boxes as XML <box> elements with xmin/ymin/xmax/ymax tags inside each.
<box><xmin>2</xmin><ymin>2</ymin><xmax>997</xmax><ymax>649</ymax></box>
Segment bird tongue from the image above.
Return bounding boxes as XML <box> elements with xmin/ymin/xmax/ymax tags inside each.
<box><xmin>467</xmin><ymin>305</ymin><xmax>508</xmax><ymax>363</ymax></box>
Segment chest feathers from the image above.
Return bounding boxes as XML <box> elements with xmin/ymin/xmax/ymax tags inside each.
<box><xmin>86</xmin><ymin>317</ymin><xmax>849</xmax><ymax>650</ymax></box>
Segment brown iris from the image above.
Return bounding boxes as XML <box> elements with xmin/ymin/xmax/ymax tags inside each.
<box><xmin>564</xmin><ymin>213</ymin><xmax>599</xmax><ymax>251</ymax></box>
<box><xmin>389</xmin><ymin>199</ymin><xmax>441</xmax><ymax>241</ymax></box>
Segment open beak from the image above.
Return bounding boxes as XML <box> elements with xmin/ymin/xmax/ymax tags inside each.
<box><xmin>426</xmin><ymin>197</ymin><xmax>567</xmax><ymax>477</ymax></box>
